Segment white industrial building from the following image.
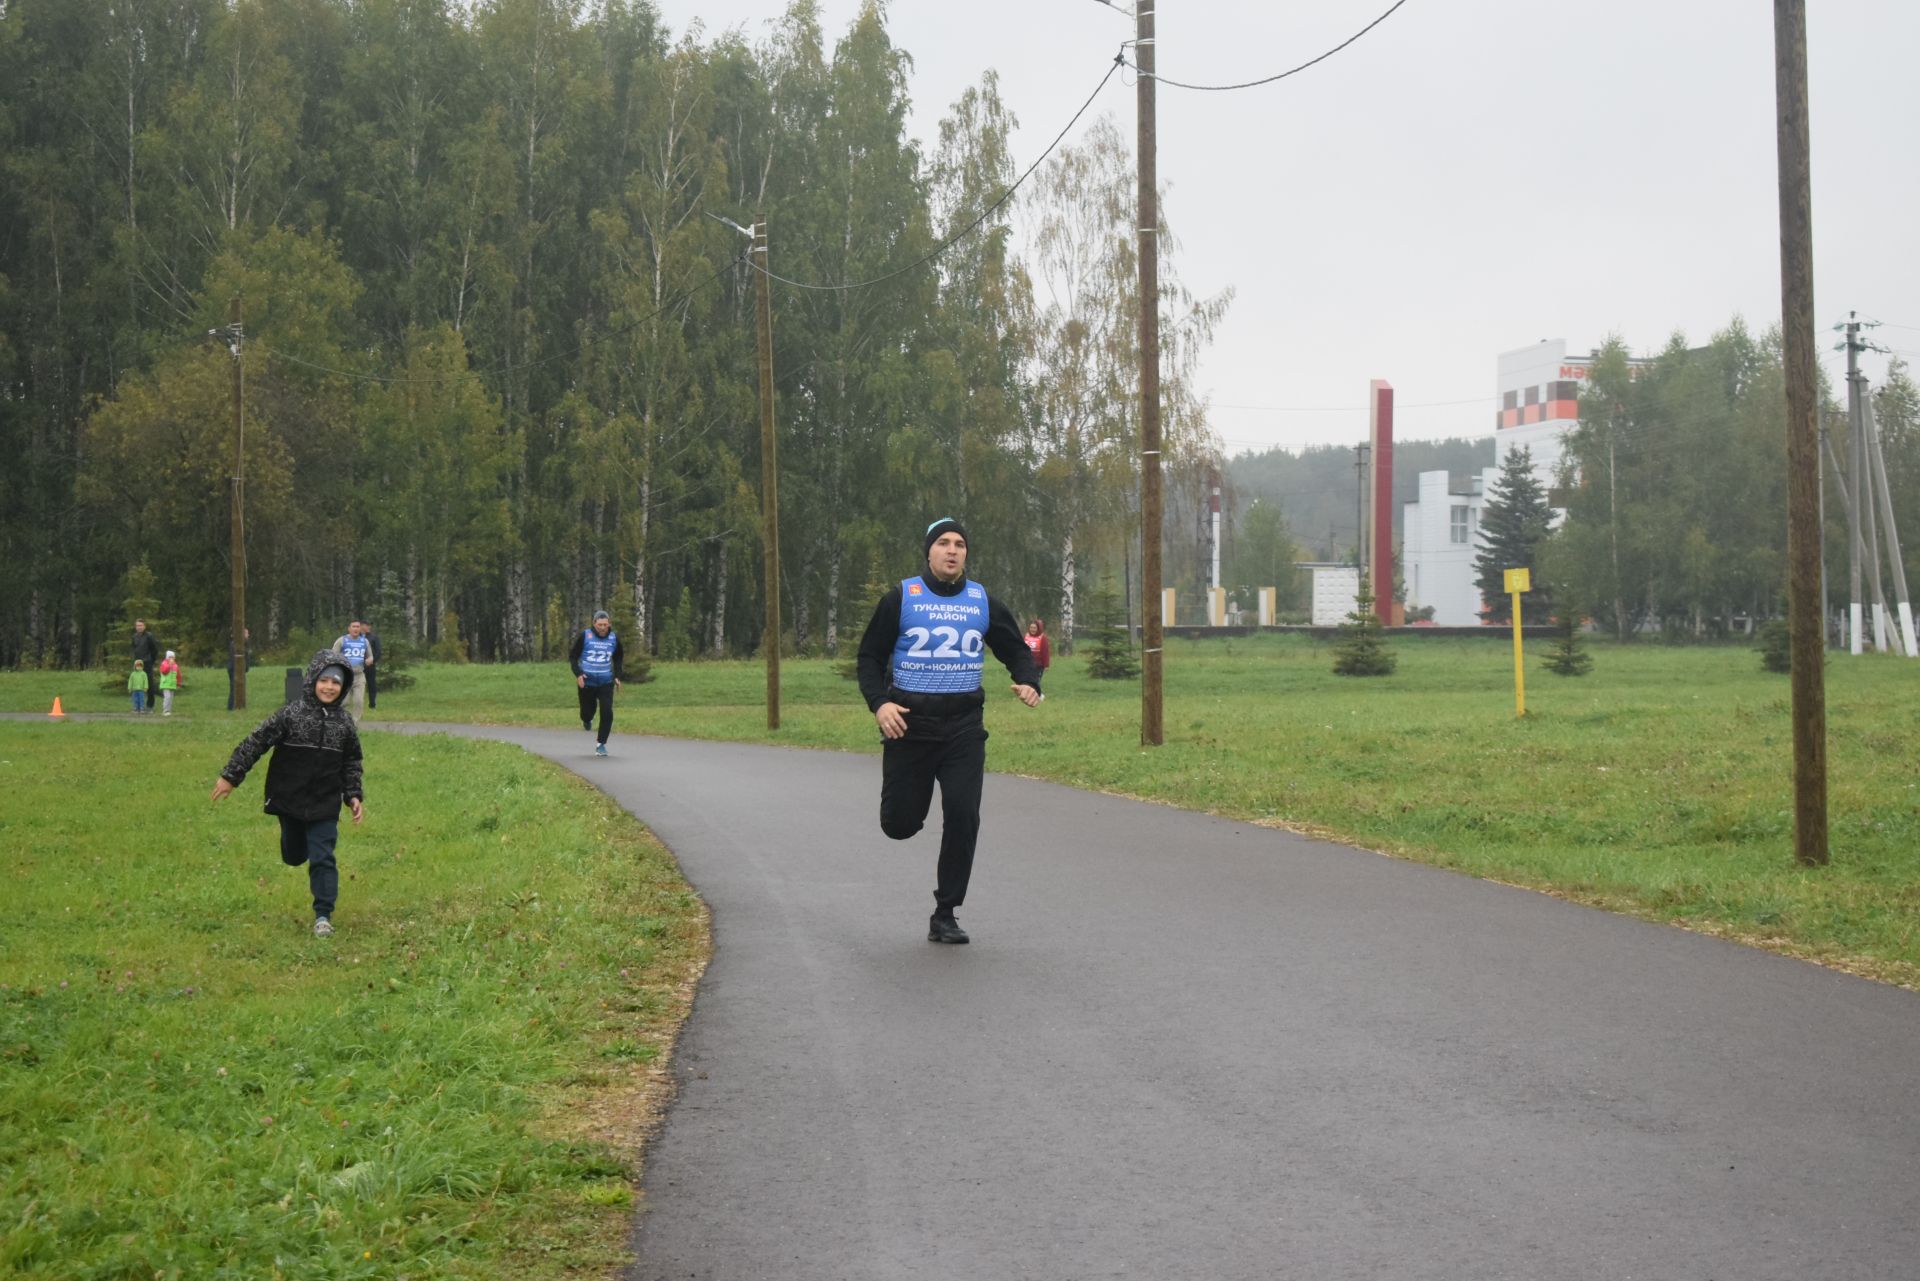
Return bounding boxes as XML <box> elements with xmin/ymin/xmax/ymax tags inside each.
<box><xmin>1401</xmin><ymin>467</ymin><xmax>1500</xmax><ymax>625</ymax></box>
<box><xmin>1491</xmin><ymin>339</ymin><xmax>1589</xmax><ymax>484</ymax></box>
<box><xmin>1401</xmin><ymin>339</ymin><xmax>1628</xmax><ymax>625</ymax></box>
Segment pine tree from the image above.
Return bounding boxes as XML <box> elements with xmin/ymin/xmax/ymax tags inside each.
<box><xmin>1541</xmin><ymin>616</ymin><xmax>1594</xmax><ymax>676</ymax></box>
<box><xmin>104</xmin><ymin>562</ymin><xmax>168</xmax><ymax>662</ymax></box>
<box><xmin>1475</xmin><ymin>446</ymin><xmax>1556</xmax><ymax>625</ymax></box>
<box><xmin>1084</xmin><ymin>573</ymin><xmax>1139</xmax><ymax>681</ymax></box>
<box><xmin>1757</xmin><ymin>619</ymin><xmax>1792</xmax><ymax>673</ymax></box>
<box><xmin>656</xmin><ymin>587</ymin><xmax>698</xmax><ymax>662</ymax></box>
<box><xmin>1332</xmin><ymin>574</ymin><xmax>1396</xmax><ymax>676</ymax></box>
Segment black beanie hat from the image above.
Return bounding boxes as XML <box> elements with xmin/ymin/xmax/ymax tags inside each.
<box><xmin>924</xmin><ymin>517</ymin><xmax>969</xmax><ymax>558</ymax></box>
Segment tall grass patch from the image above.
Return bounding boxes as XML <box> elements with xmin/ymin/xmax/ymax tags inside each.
<box><xmin>0</xmin><ymin>722</ymin><xmax>706</xmax><ymax>1279</ymax></box>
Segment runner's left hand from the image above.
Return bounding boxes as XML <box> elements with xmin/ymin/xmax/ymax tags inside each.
<box><xmin>1011</xmin><ymin>683</ymin><xmax>1042</xmax><ymax>707</ymax></box>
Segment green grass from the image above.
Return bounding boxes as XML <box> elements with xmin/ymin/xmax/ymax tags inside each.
<box><xmin>3</xmin><ymin>636</ymin><xmax>1918</xmax><ymax>1272</ymax></box>
<box><xmin>0</xmin><ymin>721</ymin><xmax>706</xmax><ymax>1280</ymax></box>
<box><xmin>21</xmin><ymin>633</ymin><xmax>1907</xmax><ymax>984</ymax></box>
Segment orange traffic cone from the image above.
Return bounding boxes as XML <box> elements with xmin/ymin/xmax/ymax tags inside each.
<box><xmin>48</xmin><ymin>696</ymin><xmax>65</xmax><ymax>719</ymax></box>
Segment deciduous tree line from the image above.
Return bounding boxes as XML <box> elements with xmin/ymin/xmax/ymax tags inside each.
<box><xmin>1479</xmin><ymin>323</ymin><xmax>1920</xmax><ymax>639</ymax></box>
<box><xmin>0</xmin><ymin>0</ymin><xmax>1228</xmax><ymax>668</ymax></box>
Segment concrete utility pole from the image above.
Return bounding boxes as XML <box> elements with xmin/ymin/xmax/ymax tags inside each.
<box><xmin>225</xmin><ymin>297</ymin><xmax>248</xmax><ymax>711</ymax></box>
<box><xmin>753</xmin><ymin>218</ymin><xmax>782</xmax><ymax>729</ymax></box>
<box><xmin>1771</xmin><ymin>0</ymin><xmax>1828</xmax><ymax>865</ymax></box>
<box><xmin>1208</xmin><ymin>468</ymin><xmax>1222</xmax><ymax>594</ymax></box>
<box><xmin>1823</xmin><ymin>417</ymin><xmax>1857</xmax><ymax>646</ymax></box>
<box><xmin>1844</xmin><ymin>314</ymin><xmax>1866</xmax><ymax>653</ymax></box>
<box><xmin>1863</xmin><ymin>388</ymin><xmax>1918</xmax><ymax>655</ymax></box>
<box><xmin>1136</xmin><ymin>0</ymin><xmax>1163</xmax><ymax>747</ymax></box>
<box><xmin>1817</xmin><ymin>411</ymin><xmax>1832</xmax><ymax>647</ymax></box>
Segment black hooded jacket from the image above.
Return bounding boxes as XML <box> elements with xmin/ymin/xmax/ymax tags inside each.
<box><xmin>220</xmin><ymin>649</ymin><xmax>365</xmax><ymax>822</ymax></box>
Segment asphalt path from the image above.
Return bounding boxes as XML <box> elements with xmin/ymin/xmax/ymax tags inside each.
<box><xmin>380</xmin><ymin>723</ymin><xmax>1919</xmax><ymax>1281</ymax></box>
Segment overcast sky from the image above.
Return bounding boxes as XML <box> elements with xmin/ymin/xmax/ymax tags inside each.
<box><xmin>648</xmin><ymin>0</ymin><xmax>1920</xmax><ymax>456</ymax></box>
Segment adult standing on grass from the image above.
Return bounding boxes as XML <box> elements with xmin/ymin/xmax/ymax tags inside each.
<box><xmin>332</xmin><ymin>619</ymin><xmax>373</xmax><ymax>723</ymax></box>
<box><xmin>856</xmin><ymin>517</ymin><xmax>1043</xmax><ymax>945</ymax></box>
<box><xmin>569</xmin><ymin>610</ymin><xmax>624</xmax><ymax>757</ymax></box>
<box><xmin>131</xmin><ymin>619</ymin><xmax>159</xmax><ymax>714</ymax></box>
<box><xmin>363</xmin><ymin>624</ymin><xmax>382</xmax><ymax>710</ymax></box>
<box><xmin>1024</xmin><ymin>617</ymin><xmax>1052</xmax><ymax>674</ymax></box>
<box><xmin>211</xmin><ymin>650</ymin><xmax>365</xmax><ymax>938</ymax></box>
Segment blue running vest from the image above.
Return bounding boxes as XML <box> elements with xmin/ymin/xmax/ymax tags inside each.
<box><xmin>338</xmin><ymin>635</ymin><xmax>370</xmax><ymax>669</ymax></box>
<box><xmin>890</xmin><ymin>577</ymin><xmax>988</xmax><ymax>694</ymax></box>
<box><xmin>580</xmin><ymin>629</ymin><xmax>617</xmax><ymax>684</ymax></box>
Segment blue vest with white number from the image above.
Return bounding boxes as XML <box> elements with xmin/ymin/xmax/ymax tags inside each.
<box><xmin>338</xmin><ymin>635</ymin><xmax>370</xmax><ymax>669</ymax></box>
<box><xmin>580</xmin><ymin>629</ymin><xmax>617</xmax><ymax>684</ymax></box>
<box><xmin>891</xmin><ymin>577</ymin><xmax>988</xmax><ymax>694</ymax></box>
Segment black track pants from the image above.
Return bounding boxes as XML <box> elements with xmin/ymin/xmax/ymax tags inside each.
<box><xmin>578</xmin><ymin>682</ymin><xmax>615</xmax><ymax>743</ymax></box>
<box><xmin>278</xmin><ymin>815</ymin><xmax>339</xmax><ymax>918</ymax></box>
<box><xmin>879</xmin><ymin>722</ymin><xmax>988</xmax><ymax>912</ymax></box>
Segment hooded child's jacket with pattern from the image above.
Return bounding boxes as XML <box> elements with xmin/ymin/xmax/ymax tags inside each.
<box><xmin>220</xmin><ymin>650</ymin><xmax>364</xmax><ymax>822</ymax></box>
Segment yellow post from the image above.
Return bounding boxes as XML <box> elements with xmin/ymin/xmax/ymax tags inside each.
<box><xmin>1504</xmin><ymin>567</ymin><xmax>1530</xmax><ymax>717</ymax></box>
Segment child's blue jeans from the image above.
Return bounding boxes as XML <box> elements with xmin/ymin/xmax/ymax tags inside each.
<box><xmin>131</xmin><ymin>691</ymin><xmax>146</xmax><ymax>712</ymax></box>
<box><xmin>278</xmin><ymin>816</ymin><xmax>340</xmax><ymax>919</ymax></box>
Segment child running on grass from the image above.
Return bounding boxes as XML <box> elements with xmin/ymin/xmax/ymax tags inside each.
<box><xmin>211</xmin><ymin>650</ymin><xmax>365</xmax><ymax>937</ymax></box>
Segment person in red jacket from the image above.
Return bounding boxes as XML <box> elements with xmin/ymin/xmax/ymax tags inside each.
<box><xmin>1023</xmin><ymin>618</ymin><xmax>1051</xmax><ymax>674</ymax></box>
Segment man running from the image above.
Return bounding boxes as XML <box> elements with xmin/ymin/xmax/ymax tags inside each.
<box><xmin>332</xmin><ymin>620</ymin><xmax>373</xmax><ymax>723</ymax></box>
<box><xmin>569</xmin><ymin>610</ymin><xmax>624</xmax><ymax>757</ymax></box>
<box><xmin>856</xmin><ymin>518</ymin><xmax>1043</xmax><ymax>944</ymax></box>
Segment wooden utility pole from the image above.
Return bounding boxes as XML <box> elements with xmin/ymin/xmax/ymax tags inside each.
<box><xmin>1352</xmin><ymin>444</ymin><xmax>1370</xmax><ymax>571</ymax></box>
<box><xmin>1772</xmin><ymin>0</ymin><xmax>1828</xmax><ymax>865</ymax></box>
<box><xmin>1136</xmin><ymin>0</ymin><xmax>1163</xmax><ymax>747</ymax></box>
<box><xmin>753</xmin><ymin>218</ymin><xmax>782</xmax><ymax>730</ymax></box>
<box><xmin>227</xmin><ymin>296</ymin><xmax>248</xmax><ymax>712</ymax></box>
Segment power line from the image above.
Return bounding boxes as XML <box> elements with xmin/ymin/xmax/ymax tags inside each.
<box><xmin>751</xmin><ymin>52</ymin><xmax>1124</xmax><ymax>294</ymax></box>
<box><xmin>1137</xmin><ymin>0</ymin><xmax>1412</xmax><ymax>92</ymax></box>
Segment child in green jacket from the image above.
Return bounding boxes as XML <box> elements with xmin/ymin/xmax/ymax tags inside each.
<box><xmin>129</xmin><ymin>660</ymin><xmax>149</xmax><ymax>713</ymax></box>
<box><xmin>158</xmin><ymin>651</ymin><xmax>181</xmax><ymax>716</ymax></box>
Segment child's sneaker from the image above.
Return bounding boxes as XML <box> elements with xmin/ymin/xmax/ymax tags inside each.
<box><xmin>594</xmin><ymin>743</ymin><xmax>608</xmax><ymax>757</ymax></box>
<box><xmin>313</xmin><ymin>917</ymin><xmax>334</xmax><ymax>937</ymax></box>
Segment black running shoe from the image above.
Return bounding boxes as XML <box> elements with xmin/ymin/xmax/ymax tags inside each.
<box><xmin>927</xmin><ymin>914</ymin><xmax>969</xmax><ymax>945</ymax></box>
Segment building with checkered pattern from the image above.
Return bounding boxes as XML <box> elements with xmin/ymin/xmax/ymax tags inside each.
<box><xmin>1401</xmin><ymin>339</ymin><xmax>1653</xmax><ymax>625</ymax></box>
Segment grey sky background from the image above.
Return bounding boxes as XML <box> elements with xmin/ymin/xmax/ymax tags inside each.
<box><xmin>652</xmin><ymin>0</ymin><xmax>1920</xmax><ymax>456</ymax></box>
